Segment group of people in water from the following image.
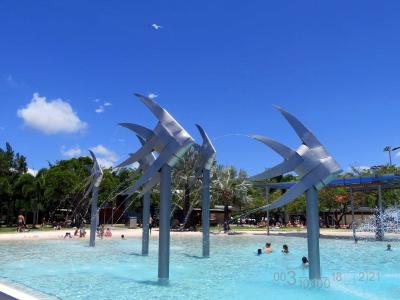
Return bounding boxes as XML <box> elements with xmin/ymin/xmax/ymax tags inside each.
<box><xmin>257</xmin><ymin>241</ymin><xmax>309</xmax><ymax>267</ymax></box>
<box><xmin>257</xmin><ymin>242</ymin><xmax>290</xmax><ymax>255</ymax></box>
<box><xmin>257</xmin><ymin>240</ymin><xmax>394</xmax><ymax>267</ymax></box>
<box><xmin>96</xmin><ymin>225</ymin><xmax>112</xmax><ymax>239</ymax></box>
<box><xmin>64</xmin><ymin>225</ymin><xmax>113</xmax><ymax>239</ymax></box>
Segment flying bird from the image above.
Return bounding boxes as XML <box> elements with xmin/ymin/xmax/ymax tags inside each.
<box><xmin>152</xmin><ymin>24</ymin><xmax>162</xmax><ymax>30</ymax></box>
<box><xmin>249</xmin><ymin>106</ymin><xmax>342</xmax><ymax>211</ymax></box>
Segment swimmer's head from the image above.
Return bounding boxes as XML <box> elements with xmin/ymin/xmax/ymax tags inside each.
<box><xmin>387</xmin><ymin>244</ymin><xmax>391</xmax><ymax>250</ymax></box>
<box><xmin>302</xmin><ymin>256</ymin><xmax>308</xmax><ymax>264</ymax></box>
<box><xmin>265</xmin><ymin>242</ymin><xmax>271</xmax><ymax>248</ymax></box>
<box><xmin>257</xmin><ymin>249</ymin><xmax>262</xmax><ymax>255</ymax></box>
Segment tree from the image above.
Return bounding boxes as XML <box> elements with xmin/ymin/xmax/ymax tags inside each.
<box><xmin>211</xmin><ymin>165</ymin><xmax>251</xmax><ymax>223</ymax></box>
<box><xmin>0</xmin><ymin>142</ymin><xmax>28</xmax><ymax>225</ymax></box>
<box><xmin>41</xmin><ymin>157</ymin><xmax>91</xmax><ymax>224</ymax></box>
<box><xmin>172</xmin><ymin>147</ymin><xmax>202</xmax><ymax>228</ymax></box>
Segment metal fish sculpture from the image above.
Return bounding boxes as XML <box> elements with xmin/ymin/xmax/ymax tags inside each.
<box><xmin>117</xmin><ymin>94</ymin><xmax>194</xmax><ymax>197</ymax></box>
<box><xmin>194</xmin><ymin>124</ymin><xmax>216</xmax><ymax>174</ymax></box>
<box><xmin>85</xmin><ymin>150</ymin><xmax>104</xmax><ymax>198</ymax></box>
<box><xmin>249</xmin><ymin>106</ymin><xmax>342</xmax><ymax>210</ymax></box>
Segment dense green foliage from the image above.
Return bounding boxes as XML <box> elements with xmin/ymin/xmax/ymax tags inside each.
<box><xmin>1</xmin><ymin>142</ymin><xmax>399</xmax><ymax>227</ymax></box>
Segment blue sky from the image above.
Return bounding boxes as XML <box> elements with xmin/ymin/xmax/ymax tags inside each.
<box><xmin>1</xmin><ymin>1</ymin><xmax>400</xmax><ymax>175</ymax></box>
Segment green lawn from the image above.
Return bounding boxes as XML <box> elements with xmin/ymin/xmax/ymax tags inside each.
<box><xmin>0</xmin><ymin>226</ymin><xmax>56</xmax><ymax>233</ymax></box>
<box><xmin>0</xmin><ymin>227</ymin><xmax>18</xmax><ymax>233</ymax></box>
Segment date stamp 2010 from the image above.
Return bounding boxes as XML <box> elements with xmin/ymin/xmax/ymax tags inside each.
<box><xmin>272</xmin><ymin>271</ymin><xmax>380</xmax><ymax>289</ymax></box>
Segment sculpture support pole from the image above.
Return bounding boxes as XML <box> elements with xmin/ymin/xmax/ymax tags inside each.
<box><xmin>376</xmin><ymin>185</ymin><xmax>384</xmax><ymax>241</ymax></box>
<box><xmin>265</xmin><ymin>187</ymin><xmax>270</xmax><ymax>236</ymax></box>
<box><xmin>349</xmin><ymin>188</ymin><xmax>357</xmax><ymax>242</ymax></box>
<box><xmin>202</xmin><ymin>169</ymin><xmax>210</xmax><ymax>257</ymax></box>
<box><xmin>89</xmin><ymin>186</ymin><xmax>99</xmax><ymax>247</ymax></box>
<box><xmin>142</xmin><ymin>192</ymin><xmax>151</xmax><ymax>256</ymax></box>
<box><xmin>158</xmin><ymin>165</ymin><xmax>172</xmax><ymax>282</ymax></box>
<box><xmin>306</xmin><ymin>187</ymin><xmax>320</xmax><ymax>280</ymax></box>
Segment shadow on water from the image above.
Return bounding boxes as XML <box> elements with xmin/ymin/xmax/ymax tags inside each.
<box><xmin>129</xmin><ymin>252</ymin><xmax>144</xmax><ymax>256</ymax></box>
<box><xmin>135</xmin><ymin>280</ymin><xmax>170</xmax><ymax>287</ymax></box>
<box><xmin>183</xmin><ymin>254</ymin><xmax>206</xmax><ymax>259</ymax></box>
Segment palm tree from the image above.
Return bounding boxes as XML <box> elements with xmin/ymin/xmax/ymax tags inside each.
<box><xmin>172</xmin><ymin>147</ymin><xmax>202</xmax><ymax>229</ymax></box>
<box><xmin>211</xmin><ymin>165</ymin><xmax>251</xmax><ymax>224</ymax></box>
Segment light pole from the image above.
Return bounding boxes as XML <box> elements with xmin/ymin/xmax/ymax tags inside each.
<box><xmin>265</xmin><ymin>186</ymin><xmax>270</xmax><ymax>235</ymax></box>
<box><xmin>384</xmin><ymin>146</ymin><xmax>400</xmax><ymax>167</ymax></box>
<box><xmin>384</xmin><ymin>146</ymin><xmax>392</xmax><ymax>166</ymax></box>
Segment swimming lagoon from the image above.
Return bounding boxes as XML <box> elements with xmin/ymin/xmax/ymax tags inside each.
<box><xmin>0</xmin><ymin>235</ymin><xmax>398</xmax><ymax>300</ymax></box>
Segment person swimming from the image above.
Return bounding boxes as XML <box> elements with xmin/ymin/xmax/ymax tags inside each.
<box><xmin>64</xmin><ymin>232</ymin><xmax>72</xmax><ymax>239</ymax></box>
<box><xmin>386</xmin><ymin>244</ymin><xmax>392</xmax><ymax>251</ymax></box>
<box><xmin>257</xmin><ymin>248</ymin><xmax>262</xmax><ymax>255</ymax></box>
<box><xmin>265</xmin><ymin>242</ymin><xmax>272</xmax><ymax>254</ymax></box>
<box><xmin>302</xmin><ymin>256</ymin><xmax>309</xmax><ymax>267</ymax></box>
<box><xmin>282</xmin><ymin>244</ymin><xmax>289</xmax><ymax>254</ymax></box>
<box><xmin>121</xmin><ymin>234</ymin><xmax>126</xmax><ymax>240</ymax></box>
<box><xmin>105</xmin><ymin>228</ymin><xmax>112</xmax><ymax>238</ymax></box>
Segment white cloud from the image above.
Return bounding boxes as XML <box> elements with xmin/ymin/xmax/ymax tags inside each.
<box><xmin>148</xmin><ymin>93</ymin><xmax>158</xmax><ymax>99</ymax></box>
<box><xmin>90</xmin><ymin>144</ymin><xmax>118</xmax><ymax>168</ymax></box>
<box><xmin>61</xmin><ymin>145</ymin><xmax>82</xmax><ymax>158</ymax></box>
<box><xmin>27</xmin><ymin>168</ymin><xmax>38</xmax><ymax>177</ymax></box>
<box><xmin>94</xmin><ymin>98</ymin><xmax>100</xmax><ymax>103</ymax></box>
<box><xmin>17</xmin><ymin>93</ymin><xmax>87</xmax><ymax>134</ymax></box>
<box><xmin>95</xmin><ymin>105</ymin><xmax>105</xmax><ymax>113</ymax></box>
<box><xmin>94</xmin><ymin>101</ymin><xmax>112</xmax><ymax>113</ymax></box>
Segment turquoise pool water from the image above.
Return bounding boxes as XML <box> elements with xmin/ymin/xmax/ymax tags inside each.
<box><xmin>0</xmin><ymin>234</ymin><xmax>399</xmax><ymax>300</ymax></box>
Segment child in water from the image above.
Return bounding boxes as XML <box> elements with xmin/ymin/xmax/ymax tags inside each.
<box><xmin>282</xmin><ymin>244</ymin><xmax>289</xmax><ymax>254</ymax></box>
<box><xmin>302</xmin><ymin>256</ymin><xmax>309</xmax><ymax>268</ymax></box>
<box><xmin>264</xmin><ymin>242</ymin><xmax>272</xmax><ymax>254</ymax></box>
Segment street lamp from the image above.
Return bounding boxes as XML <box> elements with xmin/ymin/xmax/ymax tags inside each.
<box><xmin>383</xmin><ymin>146</ymin><xmax>393</xmax><ymax>166</ymax></box>
<box><xmin>383</xmin><ymin>146</ymin><xmax>400</xmax><ymax>166</ymax></box>
<box><xmin>393</xmin><ymin>146</ymin><xmax>400</xmax><ymax>160</ymax></box>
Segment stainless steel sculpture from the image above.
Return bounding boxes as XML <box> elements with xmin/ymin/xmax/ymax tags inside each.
<box><xmin>195</xmin><ymin>124</ymin><xmax>216</xmax><ymax>257</ymax></box>
<box><xmin>249</xmin><ymin>106</ymin><xmax>342</xmax><ymax>279</ymax></box>
<box><xmin>118</xmin><ymin>94</ymin><xmax>194</xmax><ymax>281</ymax></box>
<box><xmin>118</xmin><ymin>94</ymin><xmax>194</xmax><ymax>198</ymax></box>
<box><xmin>132</xmin><ymin>134</ymin><xmax>157</xmax><ymax>256</ymax></box>
<box><xmin>119</xmin><ymin>123</ymin><xmax>160</xmax><ymax>256</ymax></box>
<box><xmin>87</xmin><ymin>150</ymin><xmax>103</xmax><ymax>247</ymax></box>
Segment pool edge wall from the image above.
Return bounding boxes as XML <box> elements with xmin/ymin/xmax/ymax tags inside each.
<box><xmin>0</xmin><ymin>281</ymin><xmax>51</xmax><ymax>300</ymax></box>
